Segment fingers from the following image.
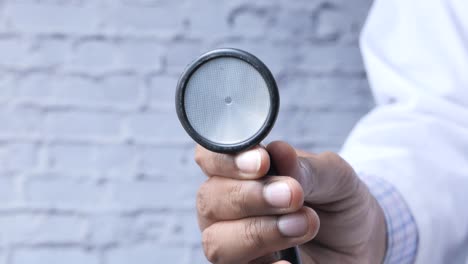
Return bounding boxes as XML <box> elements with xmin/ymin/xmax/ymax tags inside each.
<box><xmin>195</xmin><ymin>141</ymin><xmax>360</xmax><ymax>205</ymax></box>
<box><xmin>195</xmin><ymin>145</ymin><xmax>270</xmax><ymax>179</ymax></box>
<box><xmin>267</xmin><ymin>141</ymin><xmax>360</xmax><ymax>205</ymax></box>
<box><xmin>202</xmin><ymin>207</ymin><xmax>319</xmax><ymax>264</ymax></box>
<box><xmin>197</xmin><ymin>176</ymin><xmax>304</xmax><ymax>229</ymax></box>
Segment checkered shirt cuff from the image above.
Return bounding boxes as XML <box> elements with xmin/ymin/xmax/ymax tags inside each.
<box><xmin>360</xmin><ymin>174</ymin><xmax>418</xmax><ymax>264</ymax></box>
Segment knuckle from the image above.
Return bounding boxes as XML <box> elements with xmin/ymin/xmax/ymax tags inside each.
<box><xmin>243</xmin><ymin>218</ymin><xmax>266</xmax><ymax>249</ymax></box>
<box><xmin>320</xmin><ymin>151</ymin><xmax>343</xmax><ymax>165</ymax></box>
<box><xmin>194</xmin><ymin>147</ymin><xmax>204</xmax><ymax>167</ymax></box>
<box><xmin>337</xmin><ymin>176</ymin><xmax>359</xmax><ymax>199</ymax></box>
<box><xmin>195</xmin><ymin>149</ymin><xmax>212</xmax><ymax>177</ymax></box>
<box><xmin>202</xmin><ymin>227</ymin><xmax>221</xmax><ymax>263</ymax></box>
<box><xmin>299</xmin><ymin>156</ymin><xmax>318</xmax><ymax>180</ymax></box>
<box><xmin>228</xmin><ymin>182</ymin><xmax>249</xmax><ymax>216</ymax></box>
<box><xmin>320</xmin><ymin>151</ymin><xmax>359</xmax><ymax>196</ymax></box>
<box><xmin>212</xmin><ymin>152</ymin><xmax>225</xmax><ymax>165</ymax></box>
<box><xmin>322</xmin><ymin>152</ymin><xmax>355</xmax><ymax>175</ymax></box>
<box><xmin>197</xmin><ymin>182</ymin><xmax>215</xmax><ymax>220</ymax></box>
<box><xmin>195</xmin><ymin>146</ymin><xmax>231</xmax><ymax>177</ymax></box>
<box><xmin>320</xmin><ymin>151</ymin><xmax>354</xmax><ymax>178</ymax></box>
<box><xmin>212</xmin><ymin>153</ymin><xmax>232</xmax><ymax>173</ymax></box>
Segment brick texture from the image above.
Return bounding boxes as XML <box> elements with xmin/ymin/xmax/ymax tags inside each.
<box><xmin>0</xmin><ymin>0</ymin><xmax>374</xmax><ymax>263</ymax></box>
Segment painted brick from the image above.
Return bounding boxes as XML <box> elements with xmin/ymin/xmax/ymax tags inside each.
<box><xmin>127</xmin><ymin>213</ymin><xmax>168</xmax><ymax>242</ymax></box>
<box><xmin>279</xmin><ymin>76</ymin><xmax>374</xmax><ymax>110</ymax></box>
<box><xmin>227</xmin><ymin>3</ymin><xmax>277</xmax><ymax>38</ymax></box>
<box><xmin>3</xmin><ymin>1</ymin><xmax>100</xmax><ymax>34</ymax></box>
<box><xmin>162</xmin><ymin>210</ymin><xmax>201</xmax><ymax>245</ymax></box>
<box><xmin>0</xmin><ymin>177</ymin><xmax>18</xmax><ymax>205</ymax></box>
<box><xmin>24</xmin><ymin>175</ymin><xmax>111</xmax><ymax>209</ymax></box>
<box><xmin>89</xmin><ymin>213</ymin><xmax>169</xmax><ymax>245</ymax></box>
<box><xmin>47</xmin><ymin>143</ymin><xmax>96</xmax><ymax>173</ymax></box>
<box><xmin>272</xmin><ymin>7</ymin><xmax>317</xmax><ymax>41</ymax></box>
<box><xmin>29</xmin><ymin>36</ymin><xmax>70</xmax><ymax>68</ymax></box>
<box><xmin>51</xmin><ymin>75</ymin><xmax>143</xmax><ymax>109</ymax></box>
<box><xmin>48</xmin><ymin>143</ymin><xmax>137</xmax><ymax>178</ymax></box>
<box><xmin>296</xmin><ymin>44</ymin><xmax>366</xmax><ymax>74</ymax></box>
<box><xmin>67</xmin><ymin>39</ymin><xmax>120</xmax><ymax>73</ymax></box>
<box><xmin>0</xmin><ymin>106</ymin><xmax>42</xmax><ymax>139</ymax></box>
<box><xmin>0</xmin><ymin>72</ymin><xmax>16</xmax><ymax>101</ymax></box>
<box><xmin>126</xmin><ymin>110</ymin><xmax>191</xmax><ymax>144</ymax></box>
<box><xmin>100</xmin><ymin>1</ymin><xmax>187</xmax><ymax>36</ymax></box>
<box><xmin>106</xmin><ymin>244</ymin><xmax>187</xmax><ymax>264</ymax></box>
<box><xmin>165</xmin><ymin>41</ymin><xmax>205</xmax><ymax>74</ymax></box>
<box><xmin>95</xmin><ymin>144</ymin><xmax>138</xmax><ymax>178</ymax></box>
<box><xmin>0</xmin><ymin>143</ymin><xmax>38</xmax><ymax>173</ymax></box>
<box><xmin>87</xmin><ymin>213</ymin><xmax>180</xmax><ymax>247</ymax></box>
<box><xmin>68</xmin><ymin>39</ymin><xmax>165</xmax><ymax>74</ymax></box>
<box><xmin>184</xmin><ymin>0</ymin><xmax>231</xmax><ymax>39</ymax></box>
<box><xmin>86</xmin><ymin>214</ymin><xmax>131</xmax><ymax>247</ymax></box>
<box><xmin>109</xmin><ymin>180</ymin><xmax>198</xmax><ymax>210</ymax></box>
<box><xmin>12</xmin><ymin>249</ymin><xmax>99</xmax><ymax>264</ymax></box>
<box><xmin>190</xmin><ymin>246</ymin><xmax>210</xmax><ymax>264</ymax></box>
<box><xmin>44</xmin><ymin>111</ymin><xmax>122</xmax><ymax>141</ymax></box>
<box><xmin>211</xmin><ymin>39</ymin><xmax>296</xmax><ymax>76</ymax></box>
<box><xmin>148</xmin><ymin>75</ymin><xmax>179</xmax><ymax>109</ymax></box>
<box><xmin>0</xmin><ymin>37</ymin><xmax>30</xmax><ymax>68</ymax></box>
<box><xmin>138</xmin><ymin>146</ymin><xmax>197</xmax><ymax>178</ymax></box>
<box><xmin>0</xmin><ymin>214</ymin><xmax>86</xmax><ymax>245</ymax></box>
<box><xmin>16</xmin><ymin>73</ymin><xmax>54</xmax><ymax>102</ymax></box>
<box><xmin>118</xmin><ymin>39</ymin><xmax>165</xmax><ymax>73</ymax></box>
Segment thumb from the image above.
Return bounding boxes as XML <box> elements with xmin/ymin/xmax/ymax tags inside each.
<box><xmin>267</xmin><ymin>141</ymin><xmax>360</xmax><ymax>205</ymax></box>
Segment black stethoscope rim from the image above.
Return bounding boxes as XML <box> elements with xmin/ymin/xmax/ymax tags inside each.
<box><xmin>175</xmin><ymin>48</ymin><xmax>280</xmax><ymax>154</ymax></box>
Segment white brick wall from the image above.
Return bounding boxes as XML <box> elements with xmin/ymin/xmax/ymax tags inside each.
<box><xmin>0</xmin><ymin>0</ymin><xmax>374</xmax><ymax>263</ymax></box>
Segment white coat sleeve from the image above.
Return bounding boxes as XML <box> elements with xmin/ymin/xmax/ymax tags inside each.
<box><xmin>340</xmin><ymin>0</ymin><xmax>468</xmax><ymax>263</ymax></box>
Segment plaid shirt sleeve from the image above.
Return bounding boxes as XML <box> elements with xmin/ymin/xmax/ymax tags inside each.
<box><xmin>360</xmin><ymin>174</ymin><xmax>419</xmax><ymax>264</ymax></box>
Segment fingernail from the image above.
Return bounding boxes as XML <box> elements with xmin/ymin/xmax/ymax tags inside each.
<box><xmin>235</xmin><ymin>150</ymin><xmax>261</xmax><ymax>177</ymax></box>
<box><xmin>278</xmin><ymin>213</ymin><xmax>308</xmax><ymax>237</ymax></box>
<box><xmin>264</xmin><ymin>182</ymin><xmax>291</xmax><ymax>208</ymax></box>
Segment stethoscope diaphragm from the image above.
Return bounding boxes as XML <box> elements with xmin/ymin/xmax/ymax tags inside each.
<box><xmin>176</xmin><ymin>48</ymin><xmax>279</xmax><ymax>153</ymax></box>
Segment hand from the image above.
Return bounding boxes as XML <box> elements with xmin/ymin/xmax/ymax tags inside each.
<box><xmin>194</xmin><ymin>141</ymin><xmax>387</xmax><ymax>264</ymax></box>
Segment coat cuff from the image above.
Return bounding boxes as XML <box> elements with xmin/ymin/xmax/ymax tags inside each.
<box><xmin>360</xmin><ymin>174</ymin><xmax>419</xmax><ymax>264</ymax></box>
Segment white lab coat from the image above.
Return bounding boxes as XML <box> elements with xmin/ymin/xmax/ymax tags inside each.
<box><xmin>340</xmin><ymin>0</ymin><xmax>468</xmax><ymax>263</ymax></box>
